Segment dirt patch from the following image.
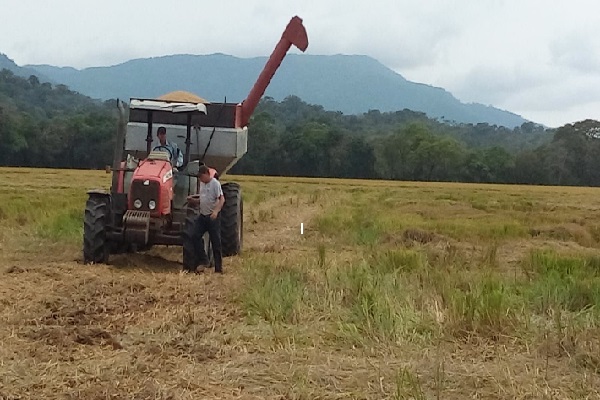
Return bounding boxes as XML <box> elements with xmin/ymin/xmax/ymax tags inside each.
<box><xmin>382</xmin><ymin>228</ymin><xmax>450</xmax><ymax>246</ymax></box>
<box><xmin>245</xmin><ymin>192</ymin><xmax>322</xmax><ymax>252</ymax></box>
<box><xmin>16</xmin><ymin>277</ymin><xmax>158</xmax><ymax>330</ymax></box>
<box><xmin>575</xmin><ymin>352</ymin><xmax>600</xmax><ymax>372</ymax></box>
<box><xmin>402</xmin><ymin>228</ymin><xmax>438</xmax><ymax>244</ymax></box>
<box><xmin>24</xmin><ymin>326</ymin><xmax>123</xmax><ymax>349</ymax></box>
<box><xmin>74</xmin><ymin>327</ymin><xmax>123</xmax><ymax>349</ymax></box>
<box><xmin>4</xmin><ymin>265</ymin><xmax>28</xmax><ymax>274</ymax></box>
<box><xmin>158</xmin><ymin>339</ymin><xmax>219</xmax><ymax>363</ymax></box>
<box><xmin>530</xmin><ymin>223</ymin><xmax>595</xmax><ymax>247</ymax></box>
<box><xmin>109</xmin><ymin>252</ymin><xmax>183</xmax><ymax>271</ymax></box>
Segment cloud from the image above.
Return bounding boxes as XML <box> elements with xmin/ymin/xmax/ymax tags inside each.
<box><xmin>550</xmin><ymin>31</ymin><xmax>600</xmax><ymax>74</ymax></box>
<box><xmin>452</xmin><ymin>65</ymin><xmax>555</xmax><ymax>105</ymax></box>
<box><xmin>394</xmin><ymin>1</ymin><xmax>600</xmax><ymax>126</ymax></box>
<box><xmin>524</xmin><ymin>100</ymin><xmax>600</xmax><ymax>127</ymax></box>
<box><xmin>443</xmin><ymin>62</ymin><xmax>600</xmax><ymax>127</ymax></box>
<box><xmin>2</xmin><ymin>0</ymin><xmax>600</xmax><ymax>126</ymax></box>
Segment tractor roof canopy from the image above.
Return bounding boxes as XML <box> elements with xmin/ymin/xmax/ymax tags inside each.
<box><xmin>128</xmin><ymin>97</ymin><xmax>237</xmax><ymax>128</ymax></box>
<box><xmin>130</xmin><ymin>98</ymin><xmax>208</xmax><ymax>115</ymax></box>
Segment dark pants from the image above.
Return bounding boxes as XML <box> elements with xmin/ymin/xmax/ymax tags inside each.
<box><xmin>191</xmin><ymin>214</ymin><xmax>222</xmax><ymax>272</ymax></box>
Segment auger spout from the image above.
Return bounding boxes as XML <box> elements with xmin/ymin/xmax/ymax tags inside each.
<box><xmin>235</xmin><ymin>16</ymin><xmax>308</xmax><ymax>128</ymax></box>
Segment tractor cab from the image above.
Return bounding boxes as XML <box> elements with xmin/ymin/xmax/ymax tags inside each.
<box><xmin>118</xmin><ymin>97</ymin><xmax>210</xmax><ymax>218</ymax></box>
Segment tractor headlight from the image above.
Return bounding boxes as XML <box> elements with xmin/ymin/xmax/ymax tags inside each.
<box><xmin>148</xmin><ymin>200</ymin><xmax>156</xmax><ymax>210</ymax></box>
<box><xmin>133</xmin><ymin>199</ymin><xmax>142</xmax><ymax>209</ymax></box>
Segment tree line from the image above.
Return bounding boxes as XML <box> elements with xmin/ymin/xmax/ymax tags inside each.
<box><xmin>231</xmin><ymin>96</ymin><xmax>600</xmax><ymax>186</ymax></box>
<box><xmin>1</xmin><ymin>69</ymin><xmax>599</xmax><ymax>187</ymax></box>
<box><xmin>0</xmin><ymin>69</ymin><xmax>116</xmax><ymax>168</ymax></box>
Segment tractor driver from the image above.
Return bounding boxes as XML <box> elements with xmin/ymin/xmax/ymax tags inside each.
<box><xmin>153</xmin><ymin>126</ymin><xmax>183</xmax><ymax>169</ymax></box>
<box><xmin>185</xmin><ymin>165</ymin><xmax>225</xmax><ymax>274</ymax></box>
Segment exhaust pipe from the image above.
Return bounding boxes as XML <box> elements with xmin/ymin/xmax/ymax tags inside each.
<box><xmin>111</xmin><ymin>99</ymin><xmax>127</xmax><ymax>193</ymax></box>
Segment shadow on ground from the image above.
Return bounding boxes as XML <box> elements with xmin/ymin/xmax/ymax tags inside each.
<box><xmin>108</xmin><ymin>251</ymin><xmax>182</xmax><ymax>273</ymax></box>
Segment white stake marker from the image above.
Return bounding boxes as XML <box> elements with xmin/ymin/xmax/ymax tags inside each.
<box><xmin>301</xmin><ymin>223</ymin><xmax>304</xmax><ymax>235</ymax></box>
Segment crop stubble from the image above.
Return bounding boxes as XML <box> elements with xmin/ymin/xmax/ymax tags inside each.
<box><xmin>0</xmin><ymin>168</ymin><xmax>599</xmax><ymax>399</ymax></box>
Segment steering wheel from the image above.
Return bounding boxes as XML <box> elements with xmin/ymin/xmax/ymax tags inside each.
<box><xmin>153</xmin><ymin>145</ymin><xmax>173</xmax><ymax>160</ymax></box>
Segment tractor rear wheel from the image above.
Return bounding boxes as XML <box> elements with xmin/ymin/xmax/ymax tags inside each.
<box><xmin>183</xmin><ymin>213</ymin><xmax>213</xmax><ymax>270</ymax></box>
<box><xmin>203</xmin><ymin>232</ymin><xmax>214</xmax><ymax>268</ymax></box>
<box><xmin>83</xmin><ymin>195</ymin><xmax>110</xmax><ymax>264</ymax></box>
<box><xmin>182</xmin><ymin>214</ymin><xmax>198</xmax><ymax>271</ymax></box>
<box><xmin>221</xmin><ymin>182</ymin><xmax>243</xmax><ymax>257</ymax></box>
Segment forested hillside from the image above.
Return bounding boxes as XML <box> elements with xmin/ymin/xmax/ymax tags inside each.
<box><xmin>28</xmin><ymin>54</ymin><xmax>527</xmax><ymax>127</ymax></box>
<box><xmin>2</xmin><ymin>69</ymin><xmax>600</xmax><ymax>187</ymax></box>
<box><xmin>0</xmin><ymin>69</ymin><xmax>116</xmax><ymax>168</ymax></box>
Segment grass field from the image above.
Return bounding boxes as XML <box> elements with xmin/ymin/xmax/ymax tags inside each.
<box><xmin>1</xmin><ymin>167</ymin><xmax>600</xmax><ymax>399</ymax></box>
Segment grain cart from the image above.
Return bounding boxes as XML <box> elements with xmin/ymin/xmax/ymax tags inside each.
<box><xmin>83</xmin><ymin>16</ymin><xmax>308</xmax><ymax>265</ymax></box>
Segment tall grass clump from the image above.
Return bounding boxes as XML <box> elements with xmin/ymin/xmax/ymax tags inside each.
<box><xmin>393</xmin><ymin>367</ymin><xmax>426</xmax><ymax>400</ymax></box>
<box><xmin>315</xmin><ymin>205</ymin><xmax>384</xmax><ymax>246</ymax></box>
<box><xmin>351</xmin><ymin>209</ymin><xmax>383</xmax><ymax>246</ymax></box>
<box><xmin>0</xmin><ymin>188</ymin><xmax>86</xmax><ymax>242</ymax></box>
<box><xmin>0</xmin><ymin>194</ymin><xmax>45</xmax><ymax>228</ymax></box>
<box><xmin>327</xmin><ymin>261</ymin><xmax>401</xmax><ymax>343</ymax></box>
<box><xmin>314</xmin><ymin>206</ymin><xmax>351</xmax><ymax>238</ymax></box>
<box><xmin>439</xmin><ymin>272</ymin><xmax>521</xmax><ymax>338</ymax></box>
<box><xmin>324</xmin><ymin>256</ymin><xmax>435</xmax><ymax>345</ymax></box>
<box><xmin>36</xmin><ymin>208</ymin><xmax>83</xmax><ymax>241</ymax></box>
<box><xmin>371</xmin><ymin>248</ymin><xmax>427</xmax><ymax>274</ymax></box>
<box><xmin>425</xmin><ymin>214</ymin><xmax>527</xmax><ymax>241</ymax></box>
<box><xmin>524</xmin><ymin>250</ymin><xmax>600</xmax><ymax>314</ymax></box>
<box><xmin>240</xmin><ymin>257</ymin><xmax>307</xmax><ymax>324</ymax></box>
<box><xmin>316</xmin><ymin>243</ymin><xmax>326</xmax><ymax>269</ymax></box>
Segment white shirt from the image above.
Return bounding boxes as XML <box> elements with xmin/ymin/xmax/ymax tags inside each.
<box><xmin>199</xmin><ymin>178</ymin><xmax>223</xmax><ymax>216</ymax></box>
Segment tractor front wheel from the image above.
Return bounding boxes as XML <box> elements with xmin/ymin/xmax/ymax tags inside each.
<box><xmin>83</xmin><ymin>195</ymin><xmax>110</xmax><ymax>264</ymax></box>
<box><xmin>221</xmin><ymin>182</ymin><xmax>243</xmax><ymax>257</ymax></box>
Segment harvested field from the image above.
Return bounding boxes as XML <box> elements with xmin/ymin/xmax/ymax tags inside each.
<box><xmin>1</xmin><ymin>167</ymin><xmax>600</xmax><ymax>399</ymax></box>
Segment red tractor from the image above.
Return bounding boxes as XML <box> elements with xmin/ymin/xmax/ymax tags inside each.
<box><xmin>83</xmin><ymin>16</ymin><xmax>308</xmax><ymax>266</ymax></box>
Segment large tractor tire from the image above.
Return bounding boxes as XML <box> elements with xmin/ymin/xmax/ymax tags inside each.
<box><xmin>221</xmin><ymin>182</ymin><xmax>243</xmax><ymax>257</ymax></box>
<box><xmin>182</xmin><ymin>213</ymin><xmax>213</xmax><ymax>270</ymax></box>
<box><xmin>83</xmin><ymin>195</ymin><xmax>110</xmax><ymax>264</ymax></box>
<box><xmin>182</xmin><ymin>214</ymin><xmax>198</xmax><ymax>271</ymax></box>
<box><xmin>203</xmin><ymin>232</ymin><xmax>214</xmax><ymax>268</ymax></box>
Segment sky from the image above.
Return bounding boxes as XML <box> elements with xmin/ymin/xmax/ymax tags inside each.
<box><xmin>1</xmin><ymin>0</ymin><xmax>600</xmax><ymax>128</ymax></box>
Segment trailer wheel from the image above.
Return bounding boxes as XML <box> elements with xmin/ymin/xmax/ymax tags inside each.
<box><xmin>83</xmin><ymin>195</ymin><xmax>110</xmax><ymax>264</ymax></box>
<box><xmin>221</xmin><ymin>182</ymin><xmax>243</xmax><ymax>257</ymax></box>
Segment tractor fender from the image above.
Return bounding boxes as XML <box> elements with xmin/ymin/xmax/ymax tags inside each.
<box><xmin>86</xmin><ymin>189</ymin><xmax>111</xmax><ymax>197</ymax></box>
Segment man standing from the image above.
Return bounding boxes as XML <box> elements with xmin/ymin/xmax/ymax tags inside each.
<box><xmin>186</xmin><ymin>165</ymin><xmax>225</xmax><ymax>273</ymax></box>
<box><xmin>153</xmin><ymin>126</ymin><xmax>183</xmax><ymax>168</ymax></box>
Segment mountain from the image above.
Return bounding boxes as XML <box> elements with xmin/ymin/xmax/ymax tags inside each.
<box><xmin>26</xmin><ymin>53</ymin><xmax>527</xmax><ymax>128</ymax></box>
<box><xmin>0</xmin><ymin>53</ymin><xmax>52</xmax><ymax>83</ymax></box>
